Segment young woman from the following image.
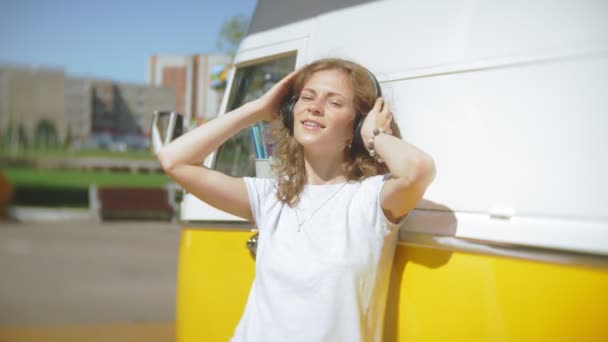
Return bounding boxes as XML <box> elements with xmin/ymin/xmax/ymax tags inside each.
<box><xmin>158</xmin><ymin>58</ymin><xmax>435</xmax><ymax>342</ymax></box>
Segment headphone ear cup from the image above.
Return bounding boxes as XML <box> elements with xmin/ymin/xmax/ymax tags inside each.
<box><xmin>280</xmin><ymin>96</ymin><xmax>296</xmax><ymax>135</ymax></box>
<box><xmin>350</xmin><ymin>114</ymin><xmax>364</xmax><ymax>159</ymax></box>
<box><xmin>350</xmin><ymin>71</ymin><xmax>381</xmax><ymax>159</ymax></box>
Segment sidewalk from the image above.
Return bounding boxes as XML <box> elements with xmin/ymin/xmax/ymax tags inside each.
<box><xmin>0</xmin><ymin>323</ymin><xmax>174</xmax><ymax>342</ymax></box>
<box><xmin>0</xmin><ymin>220</ymin><xmax>179</xmax><ymax>342</ymax></box>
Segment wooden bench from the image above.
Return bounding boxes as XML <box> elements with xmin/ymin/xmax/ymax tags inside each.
<box><xmin>0</xmin><ymin>170</ymin><xmax>13</xmax><ymax>218</ymax></box>
<box><xmin>89</xmin><ymin>185</ymin><xmax>178</xmax><ymax>221</ymax></box>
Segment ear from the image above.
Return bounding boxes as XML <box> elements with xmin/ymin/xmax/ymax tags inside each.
<box><xmin>346</xmin><ymin>138</ymin><xmax>353</xmax><ymax>148</ymax></box>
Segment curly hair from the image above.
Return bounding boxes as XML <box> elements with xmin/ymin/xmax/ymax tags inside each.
<box><xmin>268</xmin><ymin>58</ymin><xmax>400</xmax><ymax>206</ymax></box>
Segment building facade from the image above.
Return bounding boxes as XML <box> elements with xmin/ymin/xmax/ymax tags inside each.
<box><xmin>0</xmin><ymin>64</ymin><xmax>176</xmax><ymax>149</ymax></box>
<box><xmin>148</xmin><ymin>54</ymin><xmax>232</xmax><ymax>126</ymax></box>
<box><xmin>65</xmin><ymin>78</ymin><xmax>92</xmax><ymax>145</ymax></box>
<box><xmin>0</xmin><ymin>65</ymin><xmax>66</xmax><ymax>146</ymax></box>
<box><xmin>116</xmin><ymin>82</ymin><xmax>177</xmax><ymax>137</ymax></box>
<box><xmin>87</xmin><ymin>80</ymin><xmax>176</xmax><ymax>149</ymax></box>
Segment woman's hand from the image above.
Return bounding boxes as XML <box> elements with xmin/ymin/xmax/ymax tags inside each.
<box><xmin>156</xmin><ymin>71</ymin><xmax>300</xmax><ymax>221</ymax></box>
<box><xmin>250</xmin><ymin>71</ymin><xmax>299</xmax><ymax>122</ymax></box>
<box><xmin>360</xmin><ymin>97</ymin><xmax>393</xmax><ymax>151</ymax></box>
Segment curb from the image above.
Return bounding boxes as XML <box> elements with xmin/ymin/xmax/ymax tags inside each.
<box><xmin>8</xmin><ymin>206</ymin><xmax>93</xmax><ymax>222</ymax></box>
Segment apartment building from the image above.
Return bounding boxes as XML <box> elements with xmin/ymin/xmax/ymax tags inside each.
<box><xmin>88</xmin><ymin>80</ymin><xmax>176</xmax><ymax>148</ymax></box>
<box><xmin>0</xmin><ymin>65</ymin><xmax>66</xmax><ymax>145</ymax></box>
<box><xmin>65</xmin><ymin>77</ymin><xmax>92</xmax><ymax>144</ymax></box>
<box><xmin>117</xmin><ymin>82</ymin><xmax>176</xmax><ymax>137</ymax></box>
<box><xmin>1</xmin><ymin>64</ymin><xmax>175</xmax><ymax>148</ymax></box>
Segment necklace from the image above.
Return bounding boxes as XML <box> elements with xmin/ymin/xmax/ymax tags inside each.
<box><xmin>294</xmin><ymin>182</ymin><xmax>347</xmax><ymax>232</ymax></box>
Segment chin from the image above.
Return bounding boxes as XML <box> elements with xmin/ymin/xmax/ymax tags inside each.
<box><xmin>294</xmin><ymin>128</ymin><xmax>324</xmax><ymax>144</ymax></box>
<box><xmin>294</xmin><ymin>135</ymin><xmax>319</xmax><ymax>147</ymax></box>
<box><xmin>296</xmin><ymin>136</ymin><xmax>342</xmax><ymax>156</ymax></box>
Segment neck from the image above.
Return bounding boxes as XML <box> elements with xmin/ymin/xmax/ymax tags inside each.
<box><xmin>303</xmin><ymin>149</ymin><xmax>348</xmax><ymax>185</ymax></box>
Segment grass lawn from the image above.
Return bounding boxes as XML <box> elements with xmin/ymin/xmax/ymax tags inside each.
<box><xmin>3</xmin><ymin>167</ymin><xmax>170</xmax><ymax>189</ymax></box>
<box><xmin>0</xmin><ymin>147</ymin><xmax>156</xmax><ymax>161</ymax></box>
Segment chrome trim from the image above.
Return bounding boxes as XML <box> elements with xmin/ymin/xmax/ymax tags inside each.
<box><xmin>384</xmin><ymin>46</ymin><xmax>608</xmax><ymax>83</ymax></box>
<box><xmin>399</xmin><ymin>232</ymin><xmax>608</xmax><ymax>270</ymax></box>
<box><xmin>178</xmin><ymin>220</ymin><xmax>608</xmax><ymax>269</ymax></box>
<box><xmin>180</xmin><ymin>220</ymin><xmax>254</xmax><ymax>231</ymax></box>
<box><xmin>401</xmin><ymin>208</ymin><xmax>608</xmax><ymax>257</ymax></box>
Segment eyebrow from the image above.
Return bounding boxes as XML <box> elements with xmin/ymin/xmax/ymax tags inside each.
<box><xmin>301</xmin><ymin>88</ymin><xmax>346</xmax><ymax>100</ymax></box>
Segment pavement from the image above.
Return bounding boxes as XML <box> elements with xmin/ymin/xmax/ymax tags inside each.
<box><xmin>0</xmin><ymin>219</ymin><xmax>180</xmax><ymax>341</ymax></box>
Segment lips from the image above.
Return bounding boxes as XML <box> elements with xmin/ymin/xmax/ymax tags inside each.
<box><xmin>301</xmin><ymin>119</ymin><xmax>325</xmax><ymax>128</ymax></box>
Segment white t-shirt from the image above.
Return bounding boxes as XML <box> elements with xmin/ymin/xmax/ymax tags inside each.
<box><xmin>231</xmin><ymin>174</ymin><xmax>405</xmax><ymax>342</ymax></box>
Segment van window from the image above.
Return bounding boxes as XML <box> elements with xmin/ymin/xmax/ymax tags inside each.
<box><xmin>213</xmin><ymin>55</ymin><xmax>296</xmax><ymax>176</ymax></box>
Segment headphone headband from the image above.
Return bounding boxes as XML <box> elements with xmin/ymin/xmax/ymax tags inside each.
<box><xmin>365</xmin><ymin>69</ymin><xmax>381</xmax><ymax>99</ymax></box>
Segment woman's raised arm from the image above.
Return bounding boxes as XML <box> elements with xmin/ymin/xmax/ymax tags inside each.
<box><xmin>157</xmin><ymin>71</ymin><xmax>297</xmax><ymax>221</ymax></box>
<box><xmin>360</xmin><ymin>98</ymin><xmax>436</xmax><ymax>224</ymax></box>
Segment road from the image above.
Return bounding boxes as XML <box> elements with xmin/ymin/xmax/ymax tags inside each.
<box><xmin>0</xmin><ymin>220</ymin><xmax>180</xmax><ymax>341</ymax></box>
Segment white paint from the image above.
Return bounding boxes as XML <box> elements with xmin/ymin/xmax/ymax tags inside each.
<box><xmin>181</xmin><ymin>0</ymin><xmax>608</xmax><ymax>257</ymax></box>
<box><xmin>388</xmin><ymin>57</ymin><xmax>608</xmax><ymax>220</ymax></box>
<box><xmin>200</xmin><ymin>55</ymin><xmax>233</xmax><ymax>121</ymax></box>
<box><xmin>181</xmin><ymin>194</ymin><xmax>247</xmax><ymax>222</ymax></box>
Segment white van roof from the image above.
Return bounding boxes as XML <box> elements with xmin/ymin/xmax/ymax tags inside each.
<box><xmin>247</xmin><ymin>0</ymin><xmax>376</xmax><ymax>35</ymax></box>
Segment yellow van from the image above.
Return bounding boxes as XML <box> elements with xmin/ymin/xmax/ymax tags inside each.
<box><xmin>153</xmin><ymin>1</ymin><xmax>608</xmax><ymax>341</ymax></box>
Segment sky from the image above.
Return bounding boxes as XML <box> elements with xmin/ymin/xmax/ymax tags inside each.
<box><xmin>0</xmin><ymin>0</ymin><xmax>258</xmax><ymax>84</ymax></box>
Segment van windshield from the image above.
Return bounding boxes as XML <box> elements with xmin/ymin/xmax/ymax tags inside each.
<box><xmin>213</xmin><ymin>54</ymin><xmax>296</xmax><ymax>177</ymax></box>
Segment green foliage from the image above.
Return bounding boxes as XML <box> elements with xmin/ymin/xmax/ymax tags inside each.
<box><xmin>0</xmin><ymin>146</ymin><xmax>156</xmax><ymax>160</ymax></box>
<box><xmin>34</xmin><ymin>119</ymin><xmax>59</xmax><ymax>148</ymax></box>
<box><xmin>216</xmin><ymin>15</ymin><xmax>250</xmax><ymax>54</ymax></box>
<box><xmin>12</xmin><ymin>185</ymin><xmax>89</xmax><ymax>208</ymax></box>
<box><xmin>1</xmin><ymin>120</ymin><xmax>28</xmax><ymax>149</ymax></box>
<box><xmin>3</xmin><ymin>167</ymin><xmax>170</xmax><ymax>189</ymax></box>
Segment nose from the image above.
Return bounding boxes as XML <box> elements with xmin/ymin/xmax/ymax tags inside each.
<box><xmin>307</xmin><ymin>98</ymin><xmax>323</xmax><ymax>116</ymax></box>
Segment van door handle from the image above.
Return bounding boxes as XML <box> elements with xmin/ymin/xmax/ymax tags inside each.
<box><xmin>246</xmin><ymin>232</ymin><xmax>259</xmax><ymax>259</ymax></box>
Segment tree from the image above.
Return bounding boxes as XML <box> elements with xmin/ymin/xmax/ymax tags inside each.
<box><xmin>35</xmin><ymin>119</ymin><xmax>58</xmax><ymax>149</ymax></box>
<box><xmin>216</xmin><ymin>15</ymin><xmax>250</xmax><ymax>55</ymax></box>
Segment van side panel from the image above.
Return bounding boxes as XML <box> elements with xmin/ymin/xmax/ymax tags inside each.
<box><xmin>175</xmin><ymin>229</ymin><xmax>255</xmax><ymax>342</ymax></box>
<box><xmin>175</xmin><ymin>228</ymin><xmax>608</xmax><ymax>341</ymax></box>
<box><xmin>385</xmin><ymin>245</ymin><xmax>608</xmax><ymax>341</ymax></box>
<box><xmin>309</xmin><ymin>0</ymin><xmax>607</xmax><ymax>83</ymax></box>
<box><xmin>384</xmin><ymin>57</ymin><xmax>608</xmax><ymax>221</ymax></box>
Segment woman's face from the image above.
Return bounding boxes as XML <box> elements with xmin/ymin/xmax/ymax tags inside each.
<box><xmin>292</xmin><ymin>68</ymin><xmax>357</xmax><ymax>154</ymax></box>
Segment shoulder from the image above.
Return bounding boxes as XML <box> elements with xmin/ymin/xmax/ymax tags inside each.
<box><xmin>348</xmin><ymin>173</ymin><xmax>391</xmax><ymax>202</ymax></box>
<box><xmin>358</xmin><ymin>173</ymin><xmax>408</xmax><ymax>228</ymax></box>
<box><xmin>243</xmin><ymin>177</ymin><xmax>278</xmax><ymax>204</ymax></box>
<box><xmin>358</xmin><ymin>173</ymin><xmax>392</xmax><ymax>191</ymax></box>
<box><xmin>243</xmin><ymin>176</ymin><xmax>277</xmax><ymax>194</ymax></box>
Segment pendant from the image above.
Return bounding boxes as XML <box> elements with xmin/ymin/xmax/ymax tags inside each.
<box><xmin>295</xmin><ymin>209</ymin><xmax>305</xmax><ymax>232</ymax></box>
